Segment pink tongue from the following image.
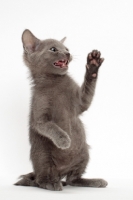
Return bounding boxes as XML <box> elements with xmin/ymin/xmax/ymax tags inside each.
<box><xmin>58</xmin><ymin>61</ymin><xmax>63</xmax><ymax>65</ymax></box>
<box><xmin>57</xmin><ymin>61</ymin><xmax>66</xmax><ymax>67</ymax></box>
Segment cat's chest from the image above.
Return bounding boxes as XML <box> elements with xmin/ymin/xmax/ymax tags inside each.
<box><xmin>51</xmin><ymin>88</ymin><xmax>75</xmax><ymax>114</ymax></box>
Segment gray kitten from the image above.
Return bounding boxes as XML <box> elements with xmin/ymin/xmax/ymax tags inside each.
<box><xmin>14</xmin><ymin>29</ymin><xmax>108</xmax><ymax>191</ymax></box>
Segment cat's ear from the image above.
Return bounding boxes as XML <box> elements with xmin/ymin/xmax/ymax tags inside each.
<box><xmin>22</xmin><ymin>29</ymin><xmax>40</xmax><ymax>54</ymax></box>
<box><xmin>60</xmin><ymin>37</ymin><xmax>66</xmax><ymax>44</ymax></box>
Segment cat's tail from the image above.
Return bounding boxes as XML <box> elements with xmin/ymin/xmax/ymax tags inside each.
<box><xmin>14</xmin><ymin>172</ymin><xmax>38</xmax><ymax>187</ymax></box>
<box><xmin>14</xmin><ymin>172</ymin><xmax>67</xmax><ymax>187</ymax></box>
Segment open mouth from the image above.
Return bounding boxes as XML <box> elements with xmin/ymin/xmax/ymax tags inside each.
<box><xmin>53</xmin><ymin>60</ymin><xmax>68</xmax><ymax>69</ymax></box>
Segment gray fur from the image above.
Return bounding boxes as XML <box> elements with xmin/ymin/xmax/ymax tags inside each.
<box><xmin>14</xmin><ymin>29</ymin><xmax>107</xmax><ymax>190</ymax></box>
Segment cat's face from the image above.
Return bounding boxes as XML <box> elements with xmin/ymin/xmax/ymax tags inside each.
<box><xmin>22</xmin><ymin>30</ymin><xmax>72</xmax><ymax>77</ymax></box>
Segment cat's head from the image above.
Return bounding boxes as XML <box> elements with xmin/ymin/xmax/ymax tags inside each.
<box><xmin>22</xmin><ymin>29</ymin><xmax>72</xmax><ymax>77</ymax></box>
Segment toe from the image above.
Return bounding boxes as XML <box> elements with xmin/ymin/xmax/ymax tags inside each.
<box><xmin>99</xmin><ymin>179</ymin><xmax>108</xmax><ymax>188</ymax></box>
<box><xmin>96</xmin><ymin>51</ymin><xmax>101</xmax><ymax>58</ymax></box>
<box><xmin>100</xmin><ymin>58</ymin><xmax>104</xmax><ymax>64</ymax></box>
<box><xmin>88</xmin><ymin>53</ymin><xmax>93</xmax><ymax>60</ymax></box>
<box><xmin>92</xmin><ymin>50</ymin><xmax>98</xmax><ymax>57</ymax></box>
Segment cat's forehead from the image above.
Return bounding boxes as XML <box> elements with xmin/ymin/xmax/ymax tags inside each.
<box><xmin>42</xmin><ymin>39</ymin><xmax>65</xmax><ymax>48</ymax></box>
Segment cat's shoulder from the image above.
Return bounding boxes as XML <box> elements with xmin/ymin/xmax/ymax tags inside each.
<box><xmin>65</xmin><ymin>74</ymin><xmax>79</xmax><ymax>90</ymax></box>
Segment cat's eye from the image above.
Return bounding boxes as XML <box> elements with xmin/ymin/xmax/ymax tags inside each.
<box><xmin>50</xmin><ymin>47</ymin><xmax>57</xmax><ymax>52</ymax></box>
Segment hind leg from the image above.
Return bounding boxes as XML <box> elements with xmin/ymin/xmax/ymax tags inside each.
<box><xmin>14</xmin><ymin>172</ymin><xmax>66</xmax><ymax>188</ymax></box>
<box><xmin>67</xmin><ymin>178</ymin><xmax>108</xmax><ymax>188</ymax></box>
<box><xmin>14</xmin><ymin>172</ymin><xmax>38</xmax><ymax>187</ymax></box>
<box><xmin>36</xmin><ymin>169</ymin><xmax>63</xmax><ymax>191</ymax></box>
<box><xmin>14</xmin><ymin>148</ymin><xmax>66</xmax><ymax>190</ymax></box>
<box><xmin>66</xmin><ymin>160</ymin><xmax>108</xmax><ymax>188</ymax></box>
<box><xmin>14</xmin><ymin>171</ymin><xmax>63</xmax><ymax>191</ymax></box>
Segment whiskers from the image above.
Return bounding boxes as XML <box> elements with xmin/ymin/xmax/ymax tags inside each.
<box><xmin>71</xmin><ymin>54</ymin><xmax>80</xmax><ymax>62</ymax></box>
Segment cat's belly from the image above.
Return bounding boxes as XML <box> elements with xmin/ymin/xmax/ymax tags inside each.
<box><xmin>30</xmin><ymin>116</ymin><xmax>89</xmax><ymax>174</ymax></box>
<box><xmin>51</xmin><ymin>117</ymin><xmax>88</xmax><ymax>171</ymax></box>
<box><xmin>55</xmin><ymin>116</ymin><xmax>86</xmax><ymax>146</ymax></box>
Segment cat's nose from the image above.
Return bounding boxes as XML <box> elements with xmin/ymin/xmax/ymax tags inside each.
<box><xmin>66</xmin><ymin>52</ymin><xmax>70</xmax><ymax>59</ymax></box>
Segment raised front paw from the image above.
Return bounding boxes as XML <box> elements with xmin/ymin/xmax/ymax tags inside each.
<box><xmin>86</xmin><ymin>50</ymin><xmax>104</xmax><ymax>78</ymax></box>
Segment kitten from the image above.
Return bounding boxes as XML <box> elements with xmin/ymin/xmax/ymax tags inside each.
<box><xmin>14</xmin><ymin>29</ymin><xmax>107</xmax><ymax>191</ymax></box>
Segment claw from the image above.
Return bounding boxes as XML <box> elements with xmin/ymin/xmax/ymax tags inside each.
<box><xmin>100</xmin><ymin>58</ymin><xmax>104</xmax><ymax>64</ymax></box>
<box><xmin>86</xmin><ymin>64</ymin><xmax>89</xmax><ymax>69</ymax></box>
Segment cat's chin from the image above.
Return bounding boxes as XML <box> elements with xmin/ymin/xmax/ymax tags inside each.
<box><xmin>53</xmin><ymin>65</ymin><xmax>68</xmax><ymax>70</ymax></box>
<box><xmin>53</xmin><ymin>60</ymin><xmax>68</xmax><ymax>69</ymax></box>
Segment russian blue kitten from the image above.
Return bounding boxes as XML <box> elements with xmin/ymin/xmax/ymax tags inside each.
<box><xmin>14</xmin><ymin>29</ymin><xmax>107</xmax><ymax>190</ymax></box>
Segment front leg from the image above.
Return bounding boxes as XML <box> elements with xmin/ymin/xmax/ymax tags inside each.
<box><xmin>36</xmin><ymin>121</ymin><xmax>71</xmax><ymax>150</ymax></box>
<box><xmin>79</xmin><ymin>50</ymin><xmax>104</xmax><ymax>113</ymax></box>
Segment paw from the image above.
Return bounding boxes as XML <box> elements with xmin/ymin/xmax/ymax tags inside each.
<box><xmin>45</xmin><ymin>182</ymin><xmax>63</xmax><ymax>191</ymax></box>
<box><xmin>37</xmin><ymin>181</ymin><xmax>63</xmax><ymax>191</ymax></box>
<box><xmin>99</xmin><ymin>179</ymin><xmax>108</xmax><ymax>188</ymax></box>
<box><xmin>89</xmin><ymin>179</ymin><xmax>108</xmax><ymax>188</ymax></box>
<box><xmin>54</xmin><ymin>131</ymin><xmax>71</xmax><ymax>150</ymax></box>
<box><xmin>86</xmin><ymin>50</ymin><xmax>104</xmax><ymax>79</ymax></box>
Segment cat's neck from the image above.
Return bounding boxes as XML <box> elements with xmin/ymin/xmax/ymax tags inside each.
<box><xmin>31</xmin><ymin>73</ymin><xmax>68</xmax><ymax>88</ymax></box>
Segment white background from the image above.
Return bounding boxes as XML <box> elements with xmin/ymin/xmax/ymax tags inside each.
<box><xmin>0</xmin><ymin>0</ymin><xmax>133</xmax><ymax>199</ymax></box>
